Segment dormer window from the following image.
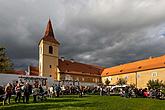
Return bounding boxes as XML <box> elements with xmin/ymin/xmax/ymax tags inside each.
<box><xmin>49</xmin><ymin>46</ymin><xmax>53</xmax><ymax>54</ymax></box>
<box><xmin>138</xmin><ymin>66</ymin><xmax>142</xmax><ymax>69</ymax></box>
<box><xmin>120</xmin><ymin>70</ymin><xmax>123</xmax><ymax>72</ymax></box>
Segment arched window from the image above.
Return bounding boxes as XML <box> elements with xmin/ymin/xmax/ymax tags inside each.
<box><xmin>49</xmin><ymin>46</ymin><xmax>53</xmax><ymax>54</ymax></box>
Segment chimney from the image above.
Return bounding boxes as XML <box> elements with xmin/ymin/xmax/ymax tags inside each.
<box><xmin>70</xmin><ymin>59</ymin><xmax>74</xmax><ymax>63</ymax></box>
<box><xmin>149</xmin><ymin>56</ymin><xmax>152</xmax><ymax>59</ymax></box>
<box><xmin>61</xmin><ymin>57</ymin><xmax>65</xmax><ymax>61</ymax></box>
<box><xmin>27</xmin><ymin>65</ymin><xmax>30</xmax><ymax>75</ymax></box>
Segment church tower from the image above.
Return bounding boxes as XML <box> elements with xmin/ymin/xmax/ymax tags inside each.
<box><xmin>39</xmin><ymin>19</ymin><xmax>60</xmax><ymax>80</ymax></box>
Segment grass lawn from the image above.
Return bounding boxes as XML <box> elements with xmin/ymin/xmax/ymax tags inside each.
<box><xmin>0</xmin><ymin>95</ymin><xmax>165</xmax><ymax>110</ymax></box>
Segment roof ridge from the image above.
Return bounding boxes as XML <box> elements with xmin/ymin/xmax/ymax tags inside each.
<box><xmin>102</xmin><ymin>54</ymin><xmax>165</xmax><ymax>76</ymax></box>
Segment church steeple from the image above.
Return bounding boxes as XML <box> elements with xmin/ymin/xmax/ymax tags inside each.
<box><xmin>39</xmin><ymin>19</ymin><xmax>60</xmax><ymax>80</ymax></box>
<box><xmin>42</xmin><ymin>19</ymin><xmax>60</xmax><ymax>45</ymax></box>
<box><xmin>44</xmin><ymin>19</ymin><xmax>54</xmax><ymax>38</ymax></box>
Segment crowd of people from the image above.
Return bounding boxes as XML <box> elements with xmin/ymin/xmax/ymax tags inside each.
<box><xmin>0</xmin><ymin>81</ymin><xmax>165</xmax><ymax>106</ymax></box>
<box><xmin>119</xmin><ymin>87</ymin><xmax>165</xmax><ymax>99</ymax></box>
<box><xmin>0</xmin><ymin>81</ymin><xmax>102</xmax><ymax>106</ymax></box>
<box><xmin>0</xmin><ymin>81</ymin><xmax>49</xmax><ymax>105</ymax></box>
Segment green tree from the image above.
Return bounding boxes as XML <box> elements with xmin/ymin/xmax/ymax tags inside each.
<box><xmin>116</xmin><ymin>78</ymin><xmax>127</xmax><ymax>85</ymax></box>
<box><xmin>0</xmin><ymin>47</ymin><xmax>13</xmax><ymax>71</ymax></box>
<box><xmin>105</xmin><ymin>78</ymin><xmax>110</xmax><ymax>86</ymax></box>
<box><xmin>129</xmin><ymin>83</ymin><xmax>136</xmax><ymax>89</ymax></box>
<box><xmin>147</xmin><ymin>79</ymin><xmax>165</xmax><ymax>89</ymax></box>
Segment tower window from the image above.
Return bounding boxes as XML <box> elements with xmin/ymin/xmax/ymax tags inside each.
<box><xmin>49</xmin><ymin>65</ymin><xmax>52</xmax><ymax>68</ymax></box>
<box><xmin>49</xmin><ymin>46</ymin><xmax>53</xmax><ymax>54</ymax></box>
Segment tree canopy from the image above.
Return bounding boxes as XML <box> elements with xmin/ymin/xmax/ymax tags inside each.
<box><xmin>147</xmin><ymin>79</ymin><xmax>165</xmax><ymax>89</ymax></box>
<box><xmin>0</xmin><ymin>47</ymin><xmax>13</xmax><ymax>71</ymax></box>
<box><xmin>105</xmin><ymin>78</ymin><xmax>110</xmax><ymax>86</ymax></box>
<box><xmin>116</xmin><ymin>78</ymin><xmax>127</xmax><ymax>85</ymax></box>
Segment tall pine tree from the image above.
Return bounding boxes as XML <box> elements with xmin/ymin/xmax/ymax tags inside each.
<box><xmin>0</xmin><ymin>47</ymin><xmax>13</xmax><ymax>71</ymax></box>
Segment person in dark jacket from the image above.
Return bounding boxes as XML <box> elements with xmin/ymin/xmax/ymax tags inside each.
<box><xmin>23</xmin><ymin>83</ymin><xmax>30</xmax><ymax>103</ymax></box>
<box><xmin>55</xmin><ymin>84</ymin><xmax>61</xmax><ymax>97</ymax></box>
<box><xmin>3</xmin><ymin>83</ymin><xmax>12</xmax><ymax>105</ymax></box>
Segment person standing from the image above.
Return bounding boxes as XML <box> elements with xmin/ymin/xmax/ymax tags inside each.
<box><xmin>3</xmin><ymin>83</ymin><xmax>12</xmax><ymax>105</ymax></box>
<box><xmin>61</xmin><ymin>85</ymin><xmax>65</xmax><ymax>96</ymax></box>
<box><xmin>24</xmin><ymin>83</ymin><xmax>30</xmax><ymax>103</ymax></box>
<box><xmin>79</xmin><ymin>86</ymin><xmax>83</xmax><ymax>97</ymax></box>
<box><xmin>49</xmin><ymin>86</ymin><xmax>54</xmax><ymax>98</ymax></box>
<box><xmin>100</xmin><ymin>86</ymin><xmax>103</xmax><ymax>96</ymax></box>
<box><xmin>21</xmin><ymin>82</ymin><xmax>25</xmax><ymax>103</ymax></box>
<box><xmin>55</xmin><ymin>84</ymin><xmax>61</xmax><ymax>97</ymax></box>
<box><xmin>32</xmin><ymin>84</ymin><xmax>39</xmax><ymax>102</ymax></box>
<box><xmin>15</xmin><ymin>83</ymin><xmax>21</xmax><ymax>103</ymax></box>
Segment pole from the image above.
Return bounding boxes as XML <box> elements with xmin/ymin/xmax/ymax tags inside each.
<box><xmin>135</xmin><ymin>72</ymin><xmax>137</xmax><ymax>88</ymax></box>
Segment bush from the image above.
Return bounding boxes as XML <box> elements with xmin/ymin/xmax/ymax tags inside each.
<box><xmin>147</xmin><ymin>79</ymin><xmax>165</xmax><ymax>89</ymax></box>
<box><xmin>116</xmin><ymin>78</ymin><xmax>127</xmax><ymax>85</ymax></box>
<box><xmin>105</xmin><ymin>78</ymin><xmax>110</xmax><ymax>86</ymax></box>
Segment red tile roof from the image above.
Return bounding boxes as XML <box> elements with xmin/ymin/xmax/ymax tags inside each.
<box><xmin>29</xmin><ymin>66</ymin><xmax>39</xmax><ymax>76</ymax></box>
<box><xmin>102</xmin><ymin>55</ymin><xmax>165</xmax><ymax>76</ymax></box>
<box><xmin>0</xmin><ymin>70</ymin><xmax>26</xmax><ymax>75</ymax></box>
<box><xmin>28</xmin><ymin>59</ymin><xmax>104</xmax><ymax>77</ymax></box>
<box><xmin>58</xmin><ymin>59</ymin><xmax>104</xmax><ymax>75</ymax></box>
<box><xmin>39</xmin><ymin>19</ymin><xmax>60</xmax><ymax>45</ymax></box>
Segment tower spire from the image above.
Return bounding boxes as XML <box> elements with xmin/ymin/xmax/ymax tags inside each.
<box><xmin>44</xmin><ymin>19</ymin><xmax>54</xmax><ymax>38</ymax></box>
<box><xmin>42</xmin><ymin>19</ymin><xmax>60</xmax><ymax>45</ymax></box>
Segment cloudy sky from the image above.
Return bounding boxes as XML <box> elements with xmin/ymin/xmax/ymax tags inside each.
<box><xmin>0</xmin><ymin>0</ymin><xmax>165</xmax><ymax>69</ymax></box>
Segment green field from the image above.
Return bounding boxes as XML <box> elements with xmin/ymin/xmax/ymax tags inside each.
<box><xmin>0</xmin><ymin>95</ymin><xmax>165</xmax><ymax>110</ymax></box>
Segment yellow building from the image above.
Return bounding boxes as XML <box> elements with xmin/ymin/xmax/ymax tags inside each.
<box><xmin>39</xmin><ymin>19</ymin><xmax>60</xmax><ymax>80</ymax></box>
<box><xmin>37</xmin><ymin>19</ymin><xmax>103</xmax><ymax>85</ymax></box>
<box><xmin>2</xmin><ymin>19</ymin><xmax>165</xmax><ymax>87</ymax></box>
<box><xmin>102</xmin><ymin>56</ymin><xmax>165</xmax><ymax>88</ymax></box>
<box><xmin>36</xmin><ymin>19</ymin><xmax>165</xmax><ymax>87</ymax></box>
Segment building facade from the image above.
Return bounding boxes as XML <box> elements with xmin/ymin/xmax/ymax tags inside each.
<box><xmin>38</xmin><ymin>19</ymin><xmax>165</xmax><ymax>87</ymax></box>
<box><xmin>102</xmin><ymin>56</ymin><xmax>165</xmax><ymax>88</ymax></box>
<box><xmin>1</xmin><ymin>19</ymin><xmax>165</xmax><ymax>88</ymax></box>
<box><xmin>58</xmin><ymin>58</ymin><xmax>102</xmax><ymax>85</ymax></box>
<box><xmin>39</xmin><ymin>19</ymin><xmax>60</xmax><ymax>80</ymax></box>
<box><xmin>38</xmin><ymin>19</ymin><xmax>103</xmax><ymax>85</ymax></box>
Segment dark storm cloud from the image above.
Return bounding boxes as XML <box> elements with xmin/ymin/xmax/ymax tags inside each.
<box><xmin>0</xmin><ymin>0</ymin><xmax>165</xmax><ymax>69</ymax></box>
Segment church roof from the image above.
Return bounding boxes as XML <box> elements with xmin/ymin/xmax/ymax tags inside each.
<box><xmin>58</xmin><ymin>59</ymin><xmax>104</xmax><ymax>76</ymax></box>
<box><xmin>28</xmin><ymin>59</ymin><xmax>104</xmax><ymax>77</ymax></box>
<box><xmin>102</xmin><ymin>55</ymin><xmax>165</xmax><ymax>77</ymax></box>
<box><xmin>40</xmin><ymin>19</ymin><xmax>60</xmax><ymax>45</ymax></box>
<box><xmin>0</xmin><ymin>70</ymin><xmax>26</xmax><ymax>75</ymax></box>
<box><xmin>29</xmin><ymin>66</ymin><xmax>39</xmax><ymax>76</ymax></box>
